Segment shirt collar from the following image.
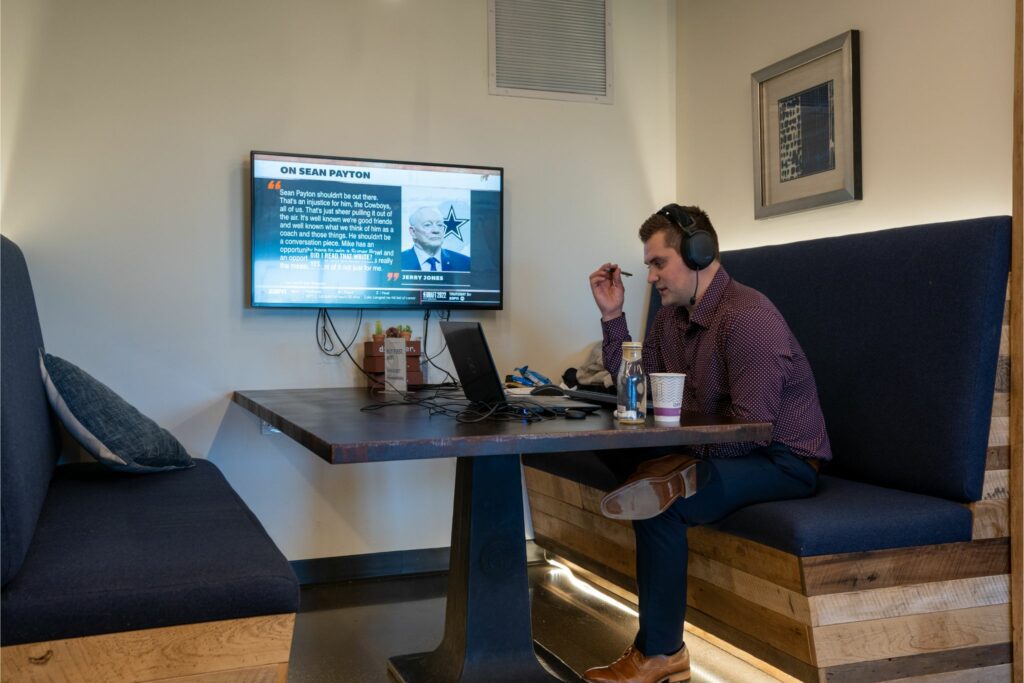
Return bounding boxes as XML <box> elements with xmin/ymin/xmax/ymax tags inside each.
<box><xmin>413</xmin><ymin>244</ymin><xmax>442</xmax><ymax>270</ymax></box>
<box><xmin>676</xmin><ymin>265</ymin><xmax>731</xmax><ymax>329</ymax></box>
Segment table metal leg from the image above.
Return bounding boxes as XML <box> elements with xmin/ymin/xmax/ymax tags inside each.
<box><xmin>388</xmin><ymin>454</ymin><xmax>583</xmax><ymax>683</ymax></box>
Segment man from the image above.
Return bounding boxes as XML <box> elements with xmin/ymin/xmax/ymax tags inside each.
<box><xmin>583</xmin><ymin>204</ymin><xmax>830</xmax><ymax>683</ymax></box>
<box><xmin>399</xmin><ymin>206</ymin><xmax>471</xmax><ymax>272</ymax></box>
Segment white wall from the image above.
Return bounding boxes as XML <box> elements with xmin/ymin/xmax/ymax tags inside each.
<box><xmin>677</xmin><ymin>0</ymin><xmax>1015</xmax><ymax>250</ymax></box>
<box><xmin>1</xmin><ymin>1</ymin><xmax>677</xmax><ymax>559</ymax></box>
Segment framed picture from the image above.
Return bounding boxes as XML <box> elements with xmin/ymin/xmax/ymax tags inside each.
<box><xmin>751</xmin><ymin>30</ymin><xmax>861</xmax><ymax>219</ymax></box>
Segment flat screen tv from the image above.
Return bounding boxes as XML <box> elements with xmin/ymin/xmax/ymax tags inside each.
<box><xmin>250</xmin><ymin>151</ymin><xmax>503</xmax><ymax>309</ymax></box>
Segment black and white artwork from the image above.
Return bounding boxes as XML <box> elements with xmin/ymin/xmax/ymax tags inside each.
<box><xmin>751</xmin><ymin>31</ymin><xmax>860</xmax><ymax>218</ymax></box>
<box><xmin>778</xmin><ymin>81</ymin><xmax>835</xmax><ymax>182</ymax></box>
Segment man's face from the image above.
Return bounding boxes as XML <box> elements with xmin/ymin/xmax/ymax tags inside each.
<box><xmin>409</xmin><ymin>208</ymin><xmax>445</xmax><ymax>252</ymax></box>
<box><xmin>644</xmin><ymin>230</ymin><xmax>696</xmax><ymax>308</ymax></box>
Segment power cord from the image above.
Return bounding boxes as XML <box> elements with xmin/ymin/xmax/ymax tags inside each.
<box><xmin>360</xmin><ymin>394</ymin><xmax>558</xmax><ymax>424</ymax></box>
<box><xmin>317</xmin><ymin>307</ymin><xmax>362</xmax><ymax>358</ymax></box>
<box><xmin>322</xmin><ymin>309</ymin><xmax>553</xmax><ymax>423</ymax></box>
<box><xmin>317</xmin><ymin>308</ymin><xmax>412</xmax><ymax>395</ymax></box>
<box><xmin>422</xmin><ymin>309</ymin><xmax>458</xmax><ymax>386</ymax></box>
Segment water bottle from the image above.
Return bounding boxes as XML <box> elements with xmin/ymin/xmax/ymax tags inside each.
<box><xmin>616</xmin><ymin>342</ymin><xmax>646</xmax><ymax>424</ymax></box>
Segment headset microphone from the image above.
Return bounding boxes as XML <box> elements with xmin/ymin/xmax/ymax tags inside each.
<box><xmin>690</xmin><ymin>270</ymin><xmax>699</xmax><ymax>307</ymax></box>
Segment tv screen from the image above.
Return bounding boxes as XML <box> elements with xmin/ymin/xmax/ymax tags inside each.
<box><xmin>251</xmin><ymin>151</ymin><xmax>503</xmax><ymax>309</ymax></box>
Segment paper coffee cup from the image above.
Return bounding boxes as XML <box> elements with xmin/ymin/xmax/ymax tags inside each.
<box><xmin>649</xmin><ymin>373</ymin><xmax>685</xmax><ymax>422</ymax></box>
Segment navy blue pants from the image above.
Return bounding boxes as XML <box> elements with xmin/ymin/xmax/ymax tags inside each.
<box><xmin>632</xmin><ymin>442</ymin><xmax>818</xmax><ymax>656</ymax></box>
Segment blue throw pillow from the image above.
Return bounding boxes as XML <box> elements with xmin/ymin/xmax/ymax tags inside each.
<box><xmin>39</xmin><ymin>352</ymin><xmax>194</xmax><ymax>473</ymax></box>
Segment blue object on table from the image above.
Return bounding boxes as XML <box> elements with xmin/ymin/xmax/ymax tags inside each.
<box><xmin>514</xmin><ymin>366</ymin><xmax>552</xmax><ymax>386</ymax></box>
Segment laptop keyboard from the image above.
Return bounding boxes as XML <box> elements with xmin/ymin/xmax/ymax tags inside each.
<box><xmin>564</xmin><ymin>389</ymin><xmax>617</xmax><ymax>405</ymax></box>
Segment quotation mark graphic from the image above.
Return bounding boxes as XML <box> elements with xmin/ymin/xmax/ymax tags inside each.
<box><xmin>266</xmin><ymin>180</ymin><xmax>282</xmax><ymax>190</ymax></box>
<box><xmin>386</xmin><ymin>272</ymin><xmax>402</xmax><ymax>281</ymax></box>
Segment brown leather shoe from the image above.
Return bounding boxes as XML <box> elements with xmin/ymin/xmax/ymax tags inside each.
<box><xmin>600</xmin><ymin>454</ymin><xmax>709</xmax><ymax>520</ymax></box>
<box><xmin>583</xmin><ymin>644</ymin><xmax>691</xmax><ymax>683</ymax></box>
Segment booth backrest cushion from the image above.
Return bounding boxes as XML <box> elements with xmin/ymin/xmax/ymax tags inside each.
<box><xmin>648</xmin><ymin>217</ymin><xmax>1010</xmax><ymax>502</ymax></box>
<box><xmin>0</xmin><ymin>236</ymin><xmax>60</xmax><ymax>587</ymax></box>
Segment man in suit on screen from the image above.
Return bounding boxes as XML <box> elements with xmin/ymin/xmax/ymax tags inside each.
<box><xmin>400</xmin><ymin>206</ymin><xmax>471</xmax><ymax>272</ymax></box>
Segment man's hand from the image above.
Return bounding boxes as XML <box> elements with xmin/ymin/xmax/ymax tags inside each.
<box><xmin>589</xmin><ymin>263</ymin><xmax>625</xmax><ymax>322</ymax></box>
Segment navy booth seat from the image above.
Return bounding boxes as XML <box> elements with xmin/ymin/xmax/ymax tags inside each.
<box><xmin>524</xmin><ymin>216</ymin><xmax>1010</xmax><ymax>557</ymax></box>
<box><xmin>0</xmin><ymin>235</ymin><xmax>299</xmax><ymax>677</ymax></box>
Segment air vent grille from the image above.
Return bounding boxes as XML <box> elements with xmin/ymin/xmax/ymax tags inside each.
<box><xmin>490</xmin><ymin>0</ymin><xmax>611</xmax><ymax>103</ymax></box>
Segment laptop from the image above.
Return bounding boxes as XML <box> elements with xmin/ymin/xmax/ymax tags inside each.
<box><xmin>439</xmin><ymin>322</ymin><xmax>600</xmax><ymax>413</ymax></box>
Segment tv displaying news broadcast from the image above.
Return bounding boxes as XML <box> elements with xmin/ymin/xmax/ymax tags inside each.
<box><xmin>251</xmin><ymin>151</ymin><xmax>503</xmax><ymax>309</ymax></box>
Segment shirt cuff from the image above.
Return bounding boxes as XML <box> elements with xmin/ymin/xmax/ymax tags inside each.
<box><xmin>601</xmin><ymin>313</ymin><xmax>629</xmax><ymax>339</ymax></box>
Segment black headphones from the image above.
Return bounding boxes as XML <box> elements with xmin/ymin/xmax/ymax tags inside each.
<box><xmin>656</xmin><ymin>204</ymin><xmax>716</xmax><ymax>271</ymax></box>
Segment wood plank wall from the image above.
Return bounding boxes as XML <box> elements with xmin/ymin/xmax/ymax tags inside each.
<box><xmin>972</xmin><ymin>294</ymin><xmax>1013</xmax><ymax>541</ymax></box>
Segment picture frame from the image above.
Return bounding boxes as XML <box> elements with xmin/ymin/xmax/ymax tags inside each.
<box><xmin>751</xmin><ymin>30</ymin><xmax>861</xmax><ymax>219</ymax></box>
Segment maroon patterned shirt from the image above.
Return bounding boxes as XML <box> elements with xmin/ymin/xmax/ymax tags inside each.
<box><xmin>602</xmin><ymin>266</ymin><xmax>831</xmax><ymax>460</ymax></box>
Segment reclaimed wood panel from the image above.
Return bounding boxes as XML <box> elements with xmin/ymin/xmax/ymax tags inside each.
<box><xmin>688</xmin><ymin>552</ymin><xmax>811</xmax><ymax>624</ymax></box>
<box><xmin>534</xmin><ymin>533</ymin><xmax>637</xmax><ymax>594</ymax></box>
<box><xmin>531</xmin><ymin>512</ymin><xmax>636</xmax><ymax>579</ymax></box>
<box><xmin>989</xmin><ymin>416</ymin><xmax>1008</xmax><ymax>448</ymax></box>
<box><xmin>801</xmin><ymin>539</ymin><xmax>1010</xmax><ymax>596</ymax></box>
<box><xmin>547</xmin><ymin>553</ymin><xmax>640</xmax><ymax>606</ymax></box>
<box><xmin>683</xmin><ymin>622</ymin><xmax>803</xmax><ymax>683</ymax></box>
<box><xmin>146</xmin><ymin>663</ymin><xmax>287</xmax><ymax>683</ymax></box>
<box><xmin>992</xmin><ymin>392</ymin><xmax>1009</xmax><ymax>417</ymax></box>
<box><xmin>524</xmin><ymin>466</ymin><xmax>583</xmax><ymax>508</ymax></box>
<box><xmin>0</xmin><ymin>614</ymin><xmax>295</xmax><ymax>683</ymax></box>
<box><xmin>685</xmin><ymin>608</ymin><xmax>821</xmax><ymax>682</ymax></box>
<box><xmin>580</xmin><ymin>484</ymin><xmax>614</xmax><ymax>517</ymax></box>
<box><xmin>970</xmin><ymin>499</ymin><xmax>1010</xmax><ymax>539</ymax></box>
<box><xmin>529</xmin><ymin>490</ymin><xmax>636</xmax><ymax>549</ymax></box>
<box><xmin>688</xmin><ymin>526</ymin><xmax>804</xmax><ymax>593</ymax></box>
<box><xmin>996</xmin><ymin>355</ymin><xmax>1010</xmax><ymax>393</ymax></box>
<box><xmin>982</xmin><ymin>469</ymin><xmax>1010</xmax><ymax>500</ymax></box>
<box><xmin>987</xmin><ymin>445</ymin><xmax>1010</xmax><ymax>470</ymax></box>
<box><xmin>688</xmin><ymin>575</ymin><xmax>814</xmax><ymax>663</ymax></box>
<box><xmin>885</xmin><ymin>663</ymin><xmax>1011</xmax><ymax>682</ymax></box>
<box><xmin>812</xmin><ymin>603</ymin><xmax>1010</xmax><ymax>668</ymax></box>
<box><xmin>820</xmin><ymin>643</ymin><xmax>1012</xmax><ymax>683</ymax></box>
<box><xmin>809</xmin><ymin>575</ymin><xmax>1009</xmax><ymax>627</ymax></box>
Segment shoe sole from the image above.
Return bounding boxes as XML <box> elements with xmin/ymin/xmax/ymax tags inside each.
<box><xmin>584</xmin><ymin>667</ymin><xmax>690</xmax><ymax>683</ymax></box>
<box><xmin>599</xmin><ymin>462</ymin><xmax>707</xmax><ymax>520</ymax></box>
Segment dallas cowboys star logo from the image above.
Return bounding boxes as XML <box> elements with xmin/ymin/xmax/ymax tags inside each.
<box><xmin>443</xmin><ymin>206</ymin><xmax>469</xmax><ymax>241</ymax></box>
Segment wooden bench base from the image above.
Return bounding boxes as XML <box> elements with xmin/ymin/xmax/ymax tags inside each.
<box><xmin>526</xmin><ymin>466</ymin><xmax>1012</xmax><ymax>682</ymax></box>
<box><xmin>0</xmin><ymin>613</ymin><xmax>295</xmax><ymax>683</ymax></box>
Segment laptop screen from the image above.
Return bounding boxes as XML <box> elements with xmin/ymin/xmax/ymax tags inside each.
<box><xmin>439</xmin><ymin>322</ymin><xmax>507</xmax><ymax>404</ymax></box>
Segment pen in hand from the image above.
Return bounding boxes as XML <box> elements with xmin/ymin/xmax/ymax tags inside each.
<box><xmin>606</xmin><ymin>266</ymin><xmax>633</xmax><ymax>278</ymax></box>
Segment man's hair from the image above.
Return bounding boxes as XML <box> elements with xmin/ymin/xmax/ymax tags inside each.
<box><xmin>409</xmin><ymin>206</ymin><xmax>437</xmax><ymax>228</ymax></box>
<box><xmin>638</xmin><ymin>205</ymin><xmax>719</xmax><ymax>261</ymax></box>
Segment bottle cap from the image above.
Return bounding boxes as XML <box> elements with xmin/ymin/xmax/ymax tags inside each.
<box><xmin>622</xmin><ymin>341</ymin><xmax>642</xmax><ymax>349</ymax></box>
